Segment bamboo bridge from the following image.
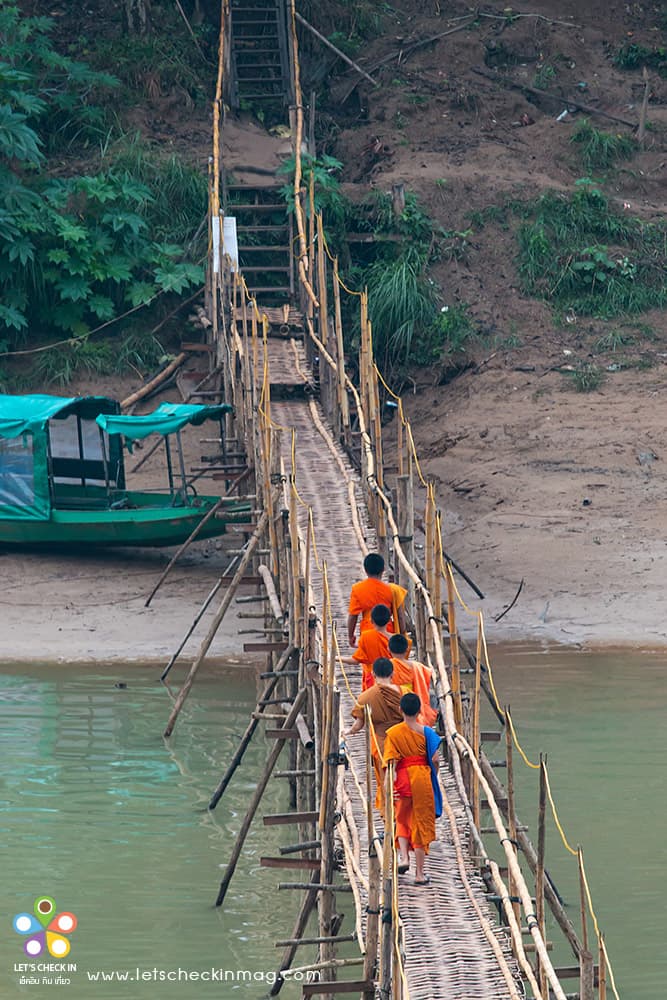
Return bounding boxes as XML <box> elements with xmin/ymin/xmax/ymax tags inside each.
<box><xmin>157</xmin><ymin>3</ymin><xmax>621</xmax><ymax>999</ymax></box>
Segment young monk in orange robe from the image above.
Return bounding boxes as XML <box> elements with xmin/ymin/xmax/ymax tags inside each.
<box><xmin>343</xmin><ymin>604</ymin><xmax>392</xmax><ymax>691</ymax></box>
<box><xmin>388</xmin><ymin>633</ymin><xmax>438</xmax><ymax>727</ymax></box>
<box><xmin>347</xmin><ymin>552</ymin><xmax>406</xmax><ymax>646</ymax></box>
<box><xmin>344</xmin><ymin>657</ymin><xmax>403</xmax><ymax>810</ymax></box>
<box><xmin>383</xmin><ymin>693</ymin><xmax>442</xmax><ymax>884</ymax></box>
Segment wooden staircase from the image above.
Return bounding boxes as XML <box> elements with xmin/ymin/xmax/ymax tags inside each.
<box><xmin>230</xmin><ymin>0</ymin><xmax>293</xmax><ymax>121</ymax></box>
<box><xmin>226</xmin><ymin>184</ymin><xmax>294</xmax><ymax>305</ymax></box>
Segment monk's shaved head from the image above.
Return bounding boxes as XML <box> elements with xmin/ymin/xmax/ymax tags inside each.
<box><xmin>370</xmin><ymin>604</ymin><xmax>391</xmax><ymax>627</ymax></box>
<box><xmin>388</xmin><ymin>633</ymin><xmax>409</xmax><ymax>655</ymax></box>
<box><xmin>363</xmin><ymin>553</ymin><xmax>385</xmax><ymax>577</ymax></box>
<box><xmin>400</xmin><ymin>693</ymin><xmax>421</xmax><ymax>717</ymax></box>
<box><xmin>372</xmin><ymin>657</ymin><xmax>394</xmax><ymax>678</ymax></box>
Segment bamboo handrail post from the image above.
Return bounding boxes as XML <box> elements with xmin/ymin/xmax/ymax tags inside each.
<box><xmin>319</xmin><ymin>687</ymin><xmax>340</xmax><ymax>1000</ymax></box>
<box><xmin>380</xmin><ymin>763</ymin><xmax>394</xmax><ymax>999</ymax></box>
<box><xmin>215</xmin><ymin>688</ymin><xmax>307</xmax><ymax>907</ymax></box>
<box><xmin>578</xmin><ymin>847</ymin><xmax>589</xmax><ymax>953</ymax></box>
<box><xmin>444</xmin><ymin>562</ymin><xmax>463</xmax><ymax>731</ymax></box>
<box><xmin>471</xmin><ymin>618</ymin><xmax>482</xmax><ymax>838</ymax></box>
<box><xmin>598</xmin><ymin>934</ymin><xmax>606</xmax><ymax>1000</ymax></box>
<box><xmin>332</xmin><ymin>257</ymin><xmax>350</xmax><ymax>446</ymax></box>
<box><xmin>363</xmin><ymin>709</ymin><xmax>381</xmax><ymax>998</ymax></box>
<box><xmin>537</xmin><ymin>754</ymin><xmax>548</xmax><ymax>998</ymax></box>
<box><xmin>504</xmin><ymin>709</ymin><xmax>521</xmax><ymax>934</ymax></box>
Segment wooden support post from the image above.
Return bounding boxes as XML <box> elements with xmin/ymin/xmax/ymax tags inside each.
<box><xmin>269</xmin><ymin>873</ymin><xmax>321</xmax><ymax>995</ymax></box>
<box><xmin>215</xmin><ymin>688</ymin><xmax>307</xmax><ymax>906</ymax></box>
<box><xmin>424</xmin><ymin>488</ymin><xmax>435</xmax><ymax>655</ymax></box>
<box><xmin>363</xmin><ymin>708</ymin><xmax>381</xmax><ymax>999</ymax></box>
<box><xmin>164</xmin><ymin>505</ymin><xmax>272</xmax><ymax>737</ymax></box>
<box><xmin>444</xmin><ymin>561</ymin><xmax>463</xmax><ymax>732</ymax></box>
<box><xmin>471</xmin><ymin>618</ymin><xmax>482</xmax><ymax>836</ymax></box>
<box><xmin>258</xmin><ymin>563</ymin><xmax>286</xmax><ymax>626</ymax></box>
<box><xmin>537</xmin><ymin>754</ymin><xmax>548</xmax><ymax>999</ymax></box>
<box><xmin>208</xmin><ymin>645</ymin><xmax>297</xmax><ymax>809</ymax></box>
<box><xmin>396</xmin><ymin>471</ymin><xmax>415</xmax><ymax>624</ymax></box>
<box><xmin>332</xmin><ymin>257</ymin><xmax>350</xmax><ymax>447</ymax></box>
<box><xmin>505</xmin><ymin>710</ymin><xmax>521</xmax><ymax>935</ymax></box>
<box><xmin>598</xmin><ymin>934</ymin><xmax>606</xmax><ymax>1000</ymax></box>
<box><xmin>380</xmin><ymin>763</ymin><xmax>394</xmax><ymax>999</ymax></box>
<box><xmin>319</xmin><ymin>687</ymin><xmax>340</xmax><ymax>1000</ymax></box>
<box><xmin>580</xmin><ymin>949</ymin><xmax>595</xmax><ymax>1000</ymax></box>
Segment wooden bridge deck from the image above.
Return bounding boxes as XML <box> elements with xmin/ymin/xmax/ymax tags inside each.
<box><xmin>272</xmin><ymin>376</ymin><xmax>523</xmax><ymax>999</ymax></box>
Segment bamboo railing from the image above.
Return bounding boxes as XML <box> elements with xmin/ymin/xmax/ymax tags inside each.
<box><xmin>195</xmin><ymin>4</ymin><xmax>622</xmax><ymax>999</ymax></box>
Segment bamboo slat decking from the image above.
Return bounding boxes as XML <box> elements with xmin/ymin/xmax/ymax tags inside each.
<box><xmin>272</xmin><ymin>385</ymin><xmax>522</xmax><ymax>1000</ymax></box>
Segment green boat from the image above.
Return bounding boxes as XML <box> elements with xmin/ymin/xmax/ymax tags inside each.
<box><xmin>0</xmin><ymin>393</ymin><xmax>249</xmax><ymax>547</ymax></box>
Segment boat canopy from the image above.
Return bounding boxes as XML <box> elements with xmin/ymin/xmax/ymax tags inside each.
<box><xmin>95</xmin><ymin>402</ymin><xmax>232</xmax><ymax>442</ymax></box>
<box><xmin>0</xmin><ymin>394</ymin><xmax>118</xmax><ymax>439</ymax></box>
<box><xmin>0</xmin><ymin>394</ymin><xmax>121</xmax><ymax>522</ymax></box>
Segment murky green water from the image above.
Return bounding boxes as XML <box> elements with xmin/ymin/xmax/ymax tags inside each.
<box><xmin>487</xmin><ymin>644</ymin><xmax>667</xmax><ymax>1000</ymax></box>
<box><xmin>0</xmin><ymin>663</ymin><xmax>308</xmax><ymax>999</ymax></box>
<box><xmin>2</xmin><ymin>649</ymin><xmax>662</xmax><ymax>998</ymax></box>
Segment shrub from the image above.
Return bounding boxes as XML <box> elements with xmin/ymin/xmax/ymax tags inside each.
<box><xmin>570</xmin><ymin>120</ymin><xmax>636</xmax><ymax>171</ymax></box>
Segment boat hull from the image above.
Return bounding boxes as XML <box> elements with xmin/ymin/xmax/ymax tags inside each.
<box><xmin>0</xmin><ymin>493</ymin><xmax>249</xmax><ymax>548</ymax></box>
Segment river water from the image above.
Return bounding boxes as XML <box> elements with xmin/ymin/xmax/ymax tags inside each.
<box><xmin>487</xmin><ymin>643</ymin><xmax>667</xmax><ymax>1000</ymax></box>
<box><xmin>0</xmin><ymin>663</ymin><xmax>306</xmax><ymax>999</ymax></box>
<box><xmin>1</xmin><ymin>649</ymin><xmax>662</xmax><ymax>998</ymax></box>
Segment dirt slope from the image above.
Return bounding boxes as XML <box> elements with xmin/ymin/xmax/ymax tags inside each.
<box><xmin>324</xmin><ymin>0</ymin><xmax>667</xmax><ymax>646</ymax></box>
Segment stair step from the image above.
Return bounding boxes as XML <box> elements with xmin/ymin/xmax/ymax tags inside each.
<box><xmin>237</xmin><ymin>93</ymin><xmax>284</xmax><ymax>100</ymax></box>
<box><xmin>238</xmin><ymin>245</ymin><xmax>290</xmax><ymax>251</ymax></box>
<box><xmin>229</xmin><ymin>203</ymin><xmax>286</xmax><ymax>212</ymax></box>
<box><xmin>237</xmin><ymin>224</ymin><xmax>289</xmax><ymax>232</ymax></box>
<box><xmin>240</xmin><ymin>265</ymin><xmax>290</xmax><ymax>272</ymax></box>
<box><xmin>236</xmin><ymin>76</ymin><xmax>283</xmax><ymax>83</ymax></box>
<box><xmin>246</xmin><ymin>286</ymin><xmax>291</xmax><ymax>293</ymax></box>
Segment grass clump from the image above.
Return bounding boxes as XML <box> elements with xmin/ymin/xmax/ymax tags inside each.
<box><xmin>516</xmin><ymin>180</ymin><xmax>667</xmax><ymax>318</ymax></box>
<box><xmin>570</xmin><ymin>120</ymin><xmax>636</xmax><ymax>171</ymax></box>
<box><xmin>569</xmin><ymin>363</ymin><xmax>605</xmax><ymax>392</ymax></box>
<box><xmin>614</xmin><ymin>44</ymin><xmax>667</xmax><ymax>77</ymax></box>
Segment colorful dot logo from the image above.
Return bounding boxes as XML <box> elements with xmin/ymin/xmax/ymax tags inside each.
<box><xmin>13</xmin><ymin>897</ymin><xmax>77</xmax><ymax>958</ymax></box>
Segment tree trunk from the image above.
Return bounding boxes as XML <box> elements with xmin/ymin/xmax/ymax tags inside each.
<box><xmin>122</xmin><ymin>0</ymin><xmax>151</xmax><ymax>35</ymax></box>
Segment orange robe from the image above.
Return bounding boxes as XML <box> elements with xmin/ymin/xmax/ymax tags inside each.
<box><xmin>383</xmin><ymin>722</ymin><xmax>436</xmax><ymax>854</ymax></box>
<box><xmin>351</xmin><ymin>684</ymin><xmax>403</xmax><ymax>810</ymax></box>
<box><xmin>390</xmin><ymin>657</ymin><xmax>437</xmax><ymax>726</ymax></box>
<box><xmin>348</xmin><ymin>579</ymin><xmax>406</xmax><ymax>634</ymax></box>
<box><xmin>352</xmin><ymin>629</ymin><xmax>390</xmax><ymax>691</ymax></box>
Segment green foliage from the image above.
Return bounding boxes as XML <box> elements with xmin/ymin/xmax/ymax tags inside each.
<box><xmin>0</xmin><ymin>4</ymin><xmax>117</xmax><ymax>155</ymax></box>
<box><xmin>568</xmin><ymin>363</ymin><xmax>605</xmax><ymax>392</ymax></box>
<box><xmin>570</xmin><ymin>120</ymin><xmax>636</xmax><ymax>171</ymax></box>
<box><xmin>365</xmin><ymin>246</ymin><xmax>436</xmax><ymax>366</ymax></box>
<box><xmin>594</xmin><ymin>329</ymin><xmax>635</xmax><ymax>353</ymax></box>
<box><xmin>0</xmin><ymin>7</ymin><xmax>205</xmax><ymax>345</ymax></box>
<box><xmin>533</xmin><ymin>64</ymin><xmax>557</xmax><ymax>89</ymax></box>
<box><xmin>104</xmin><ymin>134</ymin><xmax>208</xmax><ymax>249</ymax></box>
<box><xmin>614</xmin><ymin>43</ymin><xmax>667</xmax><ymax>77</ymax></box>
<box><xmin>516</xmin><ymin>180</ymin><xmax>667</xmax><ymax>318</ymax></box>
<box><xmin>278</xmin><ymin>152</ymin><xmax>348</xmax><ymax>234</ymax></box>
<box><xmin>84</xmin><ymin>8</ymin><xmax>213</xmax><ymax>105</ymax></box>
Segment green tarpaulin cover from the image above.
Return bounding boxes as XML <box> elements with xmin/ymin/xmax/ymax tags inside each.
<box><xmin>95</xmin><ymin>402</ymin><xmax>232</xmax><ymax>441</ymax></box>
<box><xmin>0</xmin><ymin>394</ymin><xmax>117</xmax><ymax>439</ymax></box>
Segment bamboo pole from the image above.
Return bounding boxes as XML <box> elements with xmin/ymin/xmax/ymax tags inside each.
<box><xmin>471</xmin><ymin>617</ymin><xmax>482</xmax><ymax>835</ymax></box>
<box><xmin>332</xmin><ymin>257</ymin><xmax>350</xmax><ymax>445</ymax></box>
<box><xmin>598</xmin><ymin>934</ymin><xmax>606</xmax><ymax>1000</ymax></box>
<box><xmin>294</xmin><ymin>11</ymin><xmax>378</xmax><ymax>86</ymax></box>
<box><xmin>269</xmin><ymin>873</ymin><xmax>321</xmax><ymax>996</ymax></box>
<box><xmin>163</xmin><ymin>505</ymin><xmax>272</xmax><ymax>737</ymax></box>
<box><xmin>120</xmin><ymin>353</ymin><xmax>187</xmax><ymax>411</ymax></box>
<box><xmin>444</xmin><ymin>562</ymin><xmax>463</xmax><ymax>731</ymax></box>
<box><xmin>145</xmin><ymin>471</ymin><xmax>251</xmax><ymax>607</ymax></box>
<box><xmin>208</xmin><ymin>645</ymin><xmax>297</xmax><ymax>809</ymax></box>
<box><xmin>424</xmin><ymin>487</ymin><xmax>436</xmax><ymax>655</ymax></box>
<box><xmin>505</xmin><ymin>709</ymin><xmax>521</xmax><ymax>934</ymax></box>
<box><xmin>215</xmin><ymin>687</ymin><xmax>307</xmax><ymax>907</ymax></box>
<box><xmin>363</xmin><ymin>708</ymin><xmax>381</xmax><ymax>999</ymax></box>
<box><xmin>319</xmin><ymin>687</ymin><xmax>340</xmax><ymax>1000</ymax></box>
<box><xmin>537</xmin><ymin>754</ymin><xmax>548</xmax><ymax>999</ymax></box>
<box><xmin>380</xmin><ymin>763</ymin><xmax>394</xmax><ymax>999</ymax></box>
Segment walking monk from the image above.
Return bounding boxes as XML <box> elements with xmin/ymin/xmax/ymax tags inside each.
<box><xmin>343</xmin><ymin>604</ymin><xmax>392</xmax><ymax>691</ymax></box>
<box><xmin>347</xmin><ymin>553</ymin><xmax>406</xmax><ymax>647</ymax></box>
<box><xmin>388</xmin><ymin>633</ymin><xmax>437</xmax><ymax>727</ymax></box>
<box><xmin>344</xmin><ymin>657</ymin><xmax>402</xmax><ymax>808</ymax></box>
<box><xmin>383</xmin><ymin>693</ymin><xmax>442</xmax><ymax>884</ymax></box>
